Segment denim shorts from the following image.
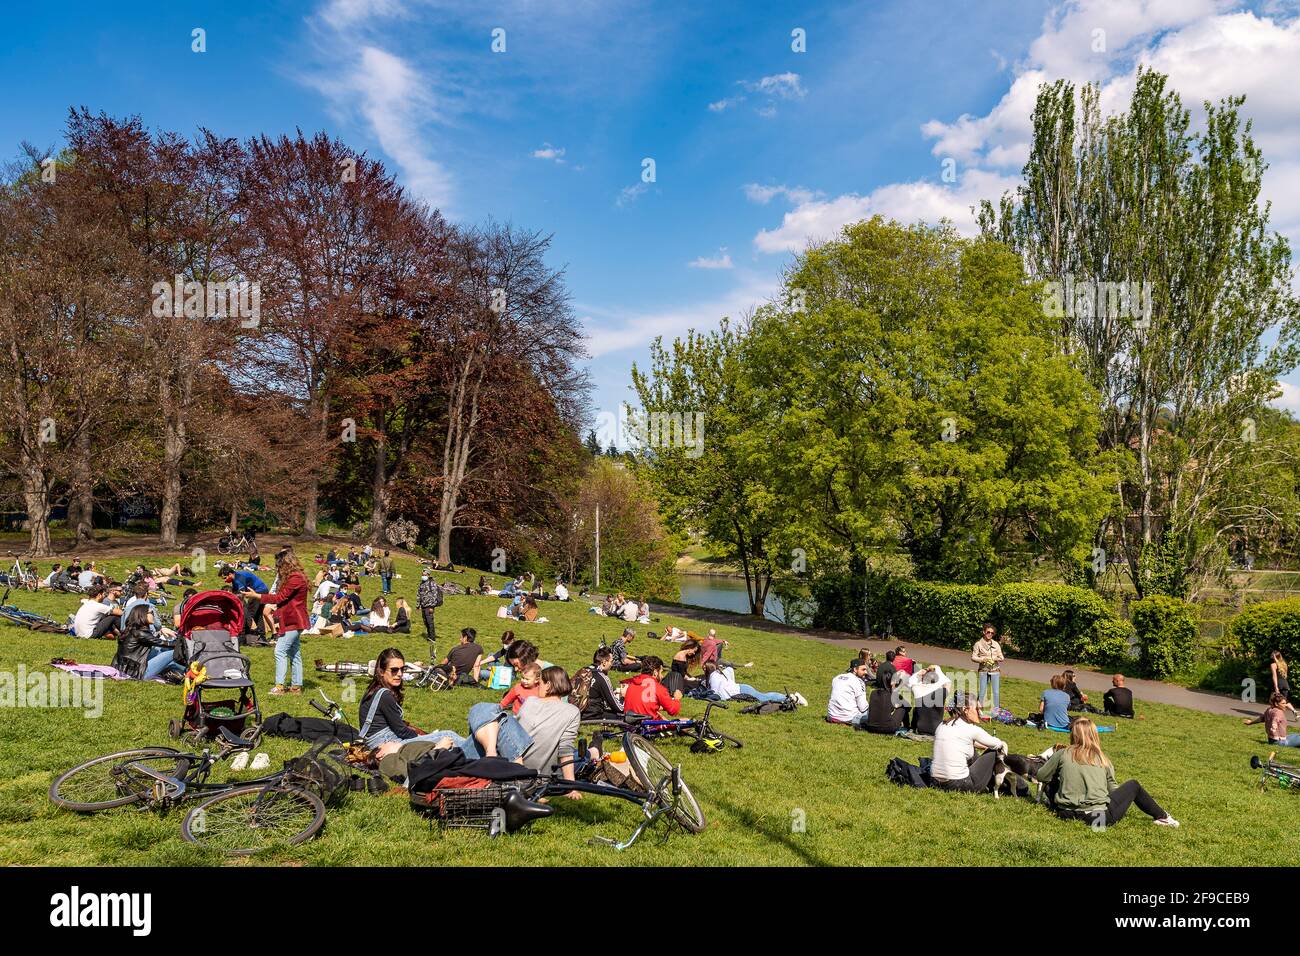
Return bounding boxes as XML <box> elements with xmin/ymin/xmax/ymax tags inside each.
<box><xmin>463</xmin><ymin>702</ymin><xmax>533</xmax><ymax>761</ymax></box>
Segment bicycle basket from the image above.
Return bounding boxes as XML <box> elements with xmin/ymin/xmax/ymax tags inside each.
<box><xmin>425</xmin><ymin>781</ymin><xmax>511</xmax><ymax>831</ymax></box>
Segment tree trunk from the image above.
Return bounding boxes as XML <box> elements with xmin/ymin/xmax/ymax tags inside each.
<box><xmin>20</xmin><ymin>453</ymin><xmax>52</xmax><ymax>556</ymax></box>
<box><xmin>437</xmin><ymin>357</ymin><xmax>483</xmax><ymax>566</ymax></box>
<box><xmin>68</xmin><ymin>425</ymin><xmax>95</xmax><ymax>544</ymax></box>
<box><xmin>369</xmin><ymin>416</ymin><xmax>388</xmax><ymax>544</ymax></box>
<box><xmin>158</xmin><ymin>414</ymin><xmax>185</xmax><ymax>548</ymax></box>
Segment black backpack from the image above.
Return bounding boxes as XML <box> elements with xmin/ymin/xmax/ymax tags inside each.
<box><xmin>282</xmin><ymin>741</ymin><xmax>386</xmax><ymax>803</ymax></box>
<box><xmin>885</xmin><ymin>756</ymin><xmax>931</xmax><ymax>789</ymax></box>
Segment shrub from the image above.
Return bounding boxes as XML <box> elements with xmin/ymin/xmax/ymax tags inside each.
<box><xmin>1130</xmin><ymin>595</ymin><xmax>1198</xmax><ymax>679</ymax></box>
<box><xmin>1228</xmin><ymin>598</ymin><xmax>1300</xmax><ymax>689</ymax></box>
<box><xmin>864</xmin><ymin>576</ymin><xmax>1133</xmax><ymax>667</ymax></box>
<box><xmin>992</xmin><ymin>582</ymin><xmax>1133</xmax><ymax>668</ymax></box>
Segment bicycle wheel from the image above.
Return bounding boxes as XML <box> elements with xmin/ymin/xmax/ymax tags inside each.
<box><xmin>181</xmin><ymin>784</ymin><xmax>325</xmax><ymax>856</ymax></box>
<box><xmin>623</xmin><ymin>735</ymin><xmax>706</xmax><ymax>833</ymax></box>
<box><xmin>50</xmin><ymin>748</ymin><xmax>190</xmax><ymax>812</ymax></box>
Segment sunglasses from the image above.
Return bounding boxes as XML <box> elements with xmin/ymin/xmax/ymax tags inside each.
<box><xmin>385</xmin><ymin>666</ymin><xmax>404</xmax><ymax>675</ymax></box>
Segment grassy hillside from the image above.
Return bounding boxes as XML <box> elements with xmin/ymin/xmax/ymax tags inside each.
<box><xmin>0</xmin><ymin>545</ymin><xmax>1289</xmax><ymax>866</ymax></box>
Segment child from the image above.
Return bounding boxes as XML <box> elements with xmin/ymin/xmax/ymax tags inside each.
<box><xmin>500</xmin><ymin>662</ymin><xmax>543</xmax><ymax>715</ymax></box>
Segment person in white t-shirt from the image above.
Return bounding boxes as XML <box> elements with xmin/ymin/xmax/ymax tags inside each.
<box><xmin>73</xmin><ymin>585</ymin><xmax>121</xmax><ymax>639</ymax></box>
<box><xmin>931</xmin><ymin>693</ymin><xmax>1007</xmax><ymax>793</ymax></box>
<box><xmin>554</xmin><ymin>580</ymin><xmax>569</xmax><ymax>601</ymax></box>
<box><xmin>826</xmin><ymin>659</ymin><xmax>871</xmax><ymax>726</ymax></box>
<box><xmin>77</xmin><ymin>563</ymin><xmax>102</xmax><ymax>590</ymax></box>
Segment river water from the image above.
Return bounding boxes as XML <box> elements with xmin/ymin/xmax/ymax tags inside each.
<box><xmin>674</xmin><ymin>573</ymin><xmax>787</xmax><ymax>623</ymax></box>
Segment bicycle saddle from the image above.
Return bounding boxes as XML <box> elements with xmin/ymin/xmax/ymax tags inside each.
<box><xmin>1251</xmin><ymin>755</ymin><xmax>1264</xmax><ymax>769</ymax></box>
<box><xmin>218</xmin><ymin>726</ymin><xmax>256</xmax><ymax>750</ymax></box>
<box><xmin>502</xmin><ymin>790</ymin><xmax>553</xmax><ymax>832</ymax></box>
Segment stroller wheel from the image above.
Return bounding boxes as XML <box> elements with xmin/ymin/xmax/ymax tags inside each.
<box><xmin>168</xmin><ymin>719</ymin><xmax>182</xmax><ymax>739</ymax></box>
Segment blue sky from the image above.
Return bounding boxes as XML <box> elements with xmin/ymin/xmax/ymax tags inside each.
<box><xmin>4</xmin><ymin>0</ymin><xmax>1299</xmax><ymax>433</ymax></box>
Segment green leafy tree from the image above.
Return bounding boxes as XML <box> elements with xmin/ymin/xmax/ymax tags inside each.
<box><xmin>979</xmin><ymin>70</ymin><xmax>1300</xmax><ymax>597</ymax></box>
<box><xmin>743</xmin><ymin>218</ymin><xmax>1112</xmax><ymax>598</ymax></box>
<box><xmin>631</xmin><ymin>318</ymin><xmax>782</xmax><ymax>616</ymax></box>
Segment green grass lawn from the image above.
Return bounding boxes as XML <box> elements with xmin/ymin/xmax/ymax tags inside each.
<box><xmin>0</xmin><ymin>546</ymin><xmax>1290</xmax><ymax>866</ymax></box>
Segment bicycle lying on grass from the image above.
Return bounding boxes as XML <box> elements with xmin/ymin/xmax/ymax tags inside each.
<box><xmin>1253</xmin><ymin>752</ymin><xmax>1300</xmax><ymax>791</ymax></box>
<box><xmin>580</xmin><ymin>701</ymin><xmax>742</xmax><ymax>753</ymax></box>
<box><xmin>418</xmin><ymin>728</ymin><xmax>705</xmax><ymax>849</ymax></box>
<box><xmin>49</xmin><ymin>726</ymin><xmax>328</xmax><ymax>856</ymax></box>
<box><xmin>0</xmin><ymin>587</ymin><xmax>65</xmax><ymax>633</ymax></box>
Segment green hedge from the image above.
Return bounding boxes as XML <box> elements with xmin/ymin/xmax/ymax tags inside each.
<box><xmin>1228</xmin><ymin>598</ymin><xmax>1300</xmax><ymax>686</ymax></box>
<box><xmin>866</xmin><ymin>577</ymin><xmax>1134</xmax><ymax>669</ymax></box>
<box><xmin>1130</xmin><ymin>595</ymin><xmax>1198</xmax><ymax>679</ymax></box>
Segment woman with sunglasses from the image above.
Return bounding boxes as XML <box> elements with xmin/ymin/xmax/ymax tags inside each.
<box><xmin>358</xmin><ymin>647</ymin><xmax>467</xmax><ymax>752</ymax></box>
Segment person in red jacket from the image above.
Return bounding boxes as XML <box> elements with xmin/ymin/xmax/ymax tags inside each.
<box><xmin>620</xmin><ymin>656</ymin><xmax>682</xmax><ymax>718</ymax></box>
<box><xmin>244</xmin><ymin>547</ymin><xmax>309</xmax><ymax>695</ymax></box>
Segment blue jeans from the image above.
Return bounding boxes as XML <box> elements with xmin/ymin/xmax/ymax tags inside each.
<box><xmin>738</xmin><ymin>684</ymin><xmax>786</xmax><ymax>704</ymax></box>
<box><xmin>979</xmin><ymin>671</ymin><xmax>1001</xmax><ymax>709</ymax></box>
<box><xmin>1273</xmin><ymin>734</ymin><xmax>1300</xmax><ymax>747</ymax></box>
<box><xmin>462</xmin><ymin>702</ymin><xmax>533</xmax><ymax>760</ymax></box>
<box><xmin>366</xmin><ymin>726</ymin><xmax>467</xmax><ymax>750</ymax></box>
<box><xmin>275</xmin><ymin>629</ymin><xmax>302</xmax><ymax>687</ymax></box>
<box><xmin>143</xmin><ymin>647</ymin><xmax>180</xmax><ymax>681</ymax></box>
<box><xmin>381</xmin><ymin>574</ymin><xmax>392</xmax><ymax>594</ymax></box>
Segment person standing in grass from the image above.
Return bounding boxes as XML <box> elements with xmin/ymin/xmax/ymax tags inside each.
<box><xmin>972</xmin><ymin>623</ymin><xmax>1004</xmax><ymax>711</ymax></box>
<box><xmin>416</xmin><ymin>571</ymin><xmax>442</xmax><ymax>653</ymax></box>
<box><xmin>1036</xmin><ymin>718</ymin><xmax>1179</xmax><ymax>828</ymax></box>
<box><xmin>245</xmin><ymin>547</ymin><xmax>308</xmax><ymax>695</ymax></box>
<box><xmin>378</xmin><ymin>550</ymin><xmax>396</xmax><ymax>595</ymax></box>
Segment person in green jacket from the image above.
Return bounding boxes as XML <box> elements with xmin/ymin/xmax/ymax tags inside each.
<box><xmin>378</xmin><ymin>550</ymin><xmax>396</xmax><ymax>595</ymax></box>
<box><xmin>1036</xmin><ymin>718</ymin><xmax>1180</xmax><ymax>829</ymax></box>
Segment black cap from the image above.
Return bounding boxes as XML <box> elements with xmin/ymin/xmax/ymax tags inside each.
<box><xmin>850</xmin><ymin>658</ymin><xmax>868</xmax><ymax>670</ymax></box>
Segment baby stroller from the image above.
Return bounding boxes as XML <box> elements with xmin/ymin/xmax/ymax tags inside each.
<box><xmin>168</xmin><ymin>590</ymin><xmax>261</xmax><ymax>744</ymax></box>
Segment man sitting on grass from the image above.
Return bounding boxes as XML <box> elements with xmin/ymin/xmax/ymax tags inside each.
<box><xmin>826</xmin><ymin>658</ymin><xmax>871</xmax><ymax>727</ymax></box>
<box><xmin>611</xmin><ymin>627</ymin><xmax>641</xmax><ymax>672</ymax></box>
<box><xmin>432</xmin><ymin>627</ymin><xmax>484</xmax><ymax>686</ymax></box>
<box><xmin>621</xmin><ymin>656</ymin><xmax>681</xmax><ymax>718</ymax></box>
<box><xmin>73</xmin><ymin>584</ymin><xmax>122</xmax><ymax>639</ymax></box>
<box><xmin>1103</xmin><ymin>674</ymin><xmax>1135</xmax><ymax>719</ymax></box>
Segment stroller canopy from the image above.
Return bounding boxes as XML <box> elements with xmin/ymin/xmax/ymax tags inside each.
<box><xmin>179</xmin><ymin>589</ymin><xmax>245</xmax><ymax>639</ymax></box>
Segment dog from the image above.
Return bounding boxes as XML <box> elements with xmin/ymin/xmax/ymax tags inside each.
<box><xmin>992</xmin><ymin>745</ymin><xmax>1062</xmax><ymax>800</ymax></box>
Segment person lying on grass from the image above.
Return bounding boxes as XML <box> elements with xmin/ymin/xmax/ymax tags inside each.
<box><xmin>621</xmin><ymin>656</ymin><xmax>682</xmax><ymax>718</ymax></box>
<box><xmin>1036</xmin><ymin>718</ymin><xmax>1179</xmax><ymax>828</ymax></box>
<box><xmin>930</xmin><ymin>693</ymin><xmax>1007</xmax><ymax>793</ymax></box>
<box><xmin>1244</xmin><ymin>692</ymin><xmax>1300</xmax><ymax>746</ymax></box>
<box><xmin>373</xmin><ymin>664</ymin><xmax>583</xmax><ymax>799</ymax></box>
<box><xmin>703</xmin><ymin>661</ymin><xmax>789</xmax><ymax>704</ymax></box>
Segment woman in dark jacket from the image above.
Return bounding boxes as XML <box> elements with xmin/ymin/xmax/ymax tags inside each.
<box><xmin>112</xmin><ymin>603</ymin><xmax>180</xmax><ymax>680</ymax></box>
<box><xmin>865</xmin><ymin>670</ymin><xmax>909</xmax><ymax>734</ymax></box>
<box><xmin>244</xmin><ymin>547</ymin><xmax>309</xmax><ymax>695</ymax></box>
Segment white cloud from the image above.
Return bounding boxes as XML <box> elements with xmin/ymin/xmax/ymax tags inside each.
<box><xmin>1270</xmin><ymin>379</ymin><xmax>1300</xmax><ymax>414</ymax></box>
<box><xmin>709</xmin><ymin>95</ymin><xmax>745</xmax><ymax>112</ymax></box>
<box><xmin>581</xmin><ymin>274</ymin><xmax>779</xmax><ymax>357</ymax></box>
<box><xmin>743</xmin><ymin>72</ymin><xmax>807</xmax><ymax>100</ymax></box>
<box><xmin>616</xmin><ymin>181</ymin><xmax>650</xmax><ymax>207</ymax></box>
<box><xmin>532</xmin><ymin>143</ymin><xmax>566</xmax><ymax>162</ymax></box>
<box><xmin>688</xmin><ymin>249</ymin><xmax>734</xmax><ymax>270</ymax></box>
<box><xmin>743</xmin><ymin>183</ymin><xmax>819</xmax><ymax>205</ymax></box>
<box><xmin>752</xmin><ymin>169</ymin><xmax>1021</xmax><ymax>253</ymax></box>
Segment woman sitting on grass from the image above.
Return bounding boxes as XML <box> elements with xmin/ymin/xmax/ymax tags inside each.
<box><xmin>1244</xmin><ymin>692</ymin><xmax>1299</xmax><ymax>746</ymax></box>
<box><xmin>663</xmin><ymin>640</ymin><xmax>703</xmax><ymax>696</ymax></box>
<box><xmin>1036</xmin><ymin>718</ymin><xmax>1179</xmax><ymax>828</ymax></box>
<box><xmin>112</xmin><ymin>603</ymin><xmax>183</xmax><ymax>681</ymax></box>
<box><xmin>865</xmin><ymin>669</ymin><xmax>910</xmax><ymax>735</ymax></box>
<box><xmin>359</xmin><ymin>647</ymin><xmax>469</xmax><ymax>751</ymax></box>
<box><xmin>930</xmin><ymin>693</ymin><xmax>1007</xmax><ymax>792</ymax></box>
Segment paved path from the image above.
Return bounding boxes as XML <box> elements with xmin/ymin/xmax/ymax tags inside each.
<box><xmin>648</xmin><ymin>600</ymin><xmax>1270</xmax><ymax>722</ymax></box>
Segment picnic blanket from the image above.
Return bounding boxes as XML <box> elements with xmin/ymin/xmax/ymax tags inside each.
<box><xmin>51</xmin><ymin>662</ymin><xmax>130</xmax><ymax>681</ymax></box>
<box><xmin>1045</xmin><ymin>723</ymin><xmax>1114</xmax><ymax>733</ymax></box>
